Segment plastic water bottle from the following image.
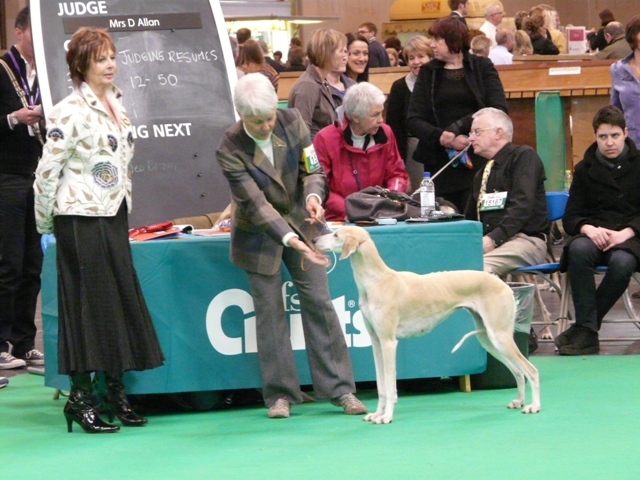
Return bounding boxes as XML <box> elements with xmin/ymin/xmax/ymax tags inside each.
<box><xmin>420</xmin><ymin>172</ymin><xmax>436</xmax><ymax>217</ymax></box>
<box><xmin>564</xmin><ymin>169</ymin><xmax>573</xmax><ymax>193</ymax></box>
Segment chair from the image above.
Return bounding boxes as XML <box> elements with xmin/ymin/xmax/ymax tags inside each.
<box><xmin>507</xmin><ymin>192</ymin><xmax>569</xmax><ymax>339</ymax></box>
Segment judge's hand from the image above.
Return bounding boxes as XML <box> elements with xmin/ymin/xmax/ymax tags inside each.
<box><xmin>305</xmin><ymin>196</ymin><xmax>325</xmax><ymax>224</ymax></box>
<box><xmin>288</xmin><ymin>236</ymin><xmax>330</xmax><ymax>267</ymax></box>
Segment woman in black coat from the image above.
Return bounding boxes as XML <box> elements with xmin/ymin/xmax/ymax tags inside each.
<box><xmin>525</xmin><ymin>13</ymin><xmax>560</xmax><ymax>55</ymax></box>
<box><xmin>557</xmin><ymin>106</ymin><xmax>640</xmax><ymax>356</ymax></box>
<box><xmin>406</xmin><ymin>17</ymin><xmax>508</xmax><ymax>212</ymax></box>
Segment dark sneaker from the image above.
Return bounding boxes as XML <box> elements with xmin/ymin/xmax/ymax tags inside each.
<box><xmin>0</xmin><ymin>376</ymin><xmax>8</xmax><ymax>388</ymax></box>
<box><xmin>19</xmin><ymin>349</ymin><xmax>45</xmax><ymax>366</ymax></box>
<box><xmin>558</xmin><ymin>326</ymin><xmax>599</xmax><ymax>356</ymax></box>
<box><xmin>268</xmin><ymin>398</ymin><xmax>290</xmax><ymax>419</ymax></box>
<box><xmin>331</xmin><ymin>393</ymin><xmax>367</xmax><ymax>415</ymax></box>
<box><xmin>0</xmin><ymin>352</ymin><xmax>26</xmax><ymax>369</ymax></box>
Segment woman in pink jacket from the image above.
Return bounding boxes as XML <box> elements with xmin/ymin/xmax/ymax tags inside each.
<box><xmin>313</xmin><ymin>82</ymin><xmax>409</xmax><ymax>221</ymax></box>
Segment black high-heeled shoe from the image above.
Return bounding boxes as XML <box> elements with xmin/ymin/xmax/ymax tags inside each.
<box><xmin>99</xmin><ymin>374</ymin><xmax>147</xmax><ymax>427</ymax></box>
<box><xmin>64</xmin><ymin>389</ymin><xmax>120</xmax><ymax>434</ymax></box>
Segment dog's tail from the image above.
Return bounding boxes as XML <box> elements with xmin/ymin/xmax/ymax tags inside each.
<box><xmin>451</xmin><ymin>330</ymin><xmax>481</xmax><ymax>353</ymax></box>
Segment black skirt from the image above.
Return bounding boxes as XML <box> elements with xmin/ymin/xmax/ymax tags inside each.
<box><xmin>54</xmin><ymin>202</ymin><xmax>164</xmax><ymax>375</ymax></box>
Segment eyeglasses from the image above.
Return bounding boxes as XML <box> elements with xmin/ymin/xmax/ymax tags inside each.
<box><xmin>491</xmin><ymin>11</ymin><xmax>504</xmax><ymax>16</ymax></box>
<box><xmin>358</xmin><ymin>30</ymin><xmax>370</xmax><ymax>35</ymax></box>
<box><xmin>470</xmin><ymin>127</ymin><xmax>495</xmax><ymax>137</ymax></box>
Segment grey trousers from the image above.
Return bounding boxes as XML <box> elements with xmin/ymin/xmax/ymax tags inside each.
<box><xmin>245</xmin><ymin>246</ymin><xmax>356</xmax><ymax>407</ymax></box>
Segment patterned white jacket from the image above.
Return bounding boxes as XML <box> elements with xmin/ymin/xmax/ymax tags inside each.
<box><xmin>34</xmin><ymin>82</ymin><xmax>134</xmax><ymax>234</ymax></box>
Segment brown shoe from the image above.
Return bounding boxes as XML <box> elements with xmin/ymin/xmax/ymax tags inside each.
<box><xmin>331</xmin><ymin>393</ymin><xmax>367</xmax><ymax>415</ymax></box>
<box><xmin>268</xmin><ymin>398</ymin><xmax>290</xmax><ymax>419</ymax></box>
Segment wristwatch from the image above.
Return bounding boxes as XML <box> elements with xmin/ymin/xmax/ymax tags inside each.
<box><xmin>10</xmin><ymin>114</ymin><xmax>18</xmax><ymax>126</ymax></box>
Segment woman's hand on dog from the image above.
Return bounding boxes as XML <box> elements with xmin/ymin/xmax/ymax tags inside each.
<box><xmin>289</xmin><ymin>237</ymin><xmax>330</xmax><ymax>266</ymax></box>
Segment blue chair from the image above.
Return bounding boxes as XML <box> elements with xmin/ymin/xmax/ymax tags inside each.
<box><xmin>507</xmin><ymin>192</ymin><xmax>569</xmax><ymax>339</ymax></box>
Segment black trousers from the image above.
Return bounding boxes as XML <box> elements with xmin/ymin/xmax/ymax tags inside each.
<box><xmin>567</xmin><ymin>236</ymin><xmax>637</xmax><ymax>332</ymax></box>
<box><xmin>0</xmin><ymin>173</ymin><xmax>43</xmax><ymax>356</ymax></box>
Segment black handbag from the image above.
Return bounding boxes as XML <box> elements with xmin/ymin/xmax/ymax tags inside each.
<box><xmin>345</xmin><ymin>186</ymin><xmax>421</xmax><ymax>222</ymax></box>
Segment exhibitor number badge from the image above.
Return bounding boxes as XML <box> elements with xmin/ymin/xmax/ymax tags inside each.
<box><xmin>479</xmin><ymin>191</ymin><xmax>507</xmax><ymax>211</ymax></box>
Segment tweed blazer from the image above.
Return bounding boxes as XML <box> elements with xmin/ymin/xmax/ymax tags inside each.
<box><xmin>34</xmin><ymin>82</ymin><xmax>134</xmax><ymax>234</ymax></box>
<box><xmin>216</xmin><ymin>108</ymin><xmax>328</xmax><ymax>275</ymax></box>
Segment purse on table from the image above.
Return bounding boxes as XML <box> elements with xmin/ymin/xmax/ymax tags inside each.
<box><xmin>345</xmin><ymin>186</ymin><xmax>421</xmax><ymax>222</ymax></box>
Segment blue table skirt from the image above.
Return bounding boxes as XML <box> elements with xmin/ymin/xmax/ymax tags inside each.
<box><xmin>42</xmin><ymin>220</ymin><xmax>487</xmax><ymax>394</ymax></box>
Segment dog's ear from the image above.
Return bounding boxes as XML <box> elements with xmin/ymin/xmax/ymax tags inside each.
<box><xmin>340</xmin><ymin>235</ymin><xmax>359</xmax><ymax>260</ymax></box>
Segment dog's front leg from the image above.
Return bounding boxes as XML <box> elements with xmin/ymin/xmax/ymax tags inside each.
<box><xmin>367</xmin><ymin>335</ymin><xmax>398</xmax><ymax>425</ymax></box>
<box><xmin>364</xmin><ymin>331</ymin><xmax>387</xmax><ymax>423</ymax></box>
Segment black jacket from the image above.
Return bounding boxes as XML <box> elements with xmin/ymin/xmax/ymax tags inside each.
<box><xmin>0</xmin><ymin>46</ymin><xmax>43</xmax><ymax>174</ymax></box>
<box><xmin>465</xmin><ymin>143</ymin><xmax>549</xmax><ymax>247</ymax></box>
<box><xmin>386</xmin><ymin>75</ymin><xmax>412</xmax><ymax>161</ymax></box>
<box><xmin>406</xmin><ymin>53</ymin><xmax>507</xmax><ymax>194</ymax></box>
<box><xmin>561</xmin><ymin>138</ymin><xmax>640</xmax><ymax>271</ymax></box>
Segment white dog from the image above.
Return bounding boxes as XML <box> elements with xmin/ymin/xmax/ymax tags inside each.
<box><xmin>314</xmin><ymin>226</ymin><xmax>540</xmax><ymax>424</ymax></box>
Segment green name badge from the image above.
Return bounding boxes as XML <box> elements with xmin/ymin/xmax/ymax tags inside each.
<box><xmin>480</xmin><ymin>191</ymin><xmax>507</xmax><ymax>211</ymax></box>
<box><xmin>302</xmin><ymin>145</ymin><xmax>320</xmax><ymax>173</ymax></box>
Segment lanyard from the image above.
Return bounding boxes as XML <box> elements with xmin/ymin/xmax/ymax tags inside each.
<box><xmin>7</xmin><ymin>49</ymin><xmax>40</xmax><ymax>106</ymax></box>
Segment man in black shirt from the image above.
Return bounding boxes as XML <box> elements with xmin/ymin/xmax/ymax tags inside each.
<box><xmin>465</xmin><ymin>107</ymin><xmax>549</xmax><ymax>275</ymax></box>
<box><xmin>358</xmin><ymin>22</ymin><xmax>390</xmax><ymax>68</ymax></box>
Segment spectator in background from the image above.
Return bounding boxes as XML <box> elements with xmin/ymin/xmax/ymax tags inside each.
<box><xmin>346</xmin><ymin>33</ymin><xmax>369</xmax><ymax>82</ymax></box>
<box><xmin>514</xmin><ymin>10</ymin><xmax>528</xmax><ymax>30</ymax></box>
<box><xmin>384</xmin><ymin>36</ymin><xmax>405</xmax><ymax>65</ymax></box>
<box><xmin>470</xmin><ymin>35</ymin><xmax>492</xmax><ymax>57</ymax></box>
<box><xmin>407</xmin><ymin>16</ymin><xmax>508</xmax><ymax>212</ymax></box>
<box><xmin>596</xmin><ymin>21</ymin><xmax>632</xmax><ymax>60</ymax></box>
<box><xmin>513</xmin><ymin>29</ymin><xmax>534</xmax><ymax>56</ymax></box>
<box><xmin>489</xmin><ymin>28</ymin><xmax>515</xmax><ymax>65</ymax></box>
<box><xmin>448</xmin><ymin>0</ymin><xmax>469</xmax><ymax>28</ymax></box>
<box><xmin>588</xmin><ymin>9</ymin><xmax>615</xmax><ymax>52</ymax></box>
<box><xmin>238</xmin><ymin>39</ymin><xmax>279</xmax><ymax>92</ymax></box>
<box><xmin>524</xmin><ymin>13</ymin><xmax>559</xmax><ymax>55</ymax></box>
<box><xmin>258</xmin><ymin>40</ymin><xmax>285</xmax><ymax>73</ymax></box>
<box><xmin>273</xmin><ymin>50</ymin><xmax>285</xmax><ymax>68</ymax></box>
<box><xmin>557</xmin><ymin>106</ymin><xmax>640</xmax><ymax>356</ymax></box>
<box><xmin>235</xmin><ymin>27</ymin><xmax>251</xmax><ymax>65</ymax></box>
<box><xmin>479</xmin><ymin>2</ymin><xmax>505</xmax><ymax>47</ymax></box>
<box><xmin>313</xmin><ymin>82</ymin><xmax>409</xmax><ymax>221</ymax></box>
<box><xmin>387</xmin><ymin>47</ymin><xmax>399</xmax><ymax>66</ymax></box>
<box><xmin>610</xmin><ymin>15</ymin><xmax>640</xmax><ymax>148</ymax></box>
<box><xmin>386</xmin><ymin>35</ymin><xmax>433</xmax><ymax>191</ymax></box>
<box><xmin>288</xmin><ymin>29</ymin><xmax>354</xmax><ymax>139</ymax></box>
<box><xmin>358</xmin><ymin>22</ymin><xmax>390</xmax><ymax>68</ymax></box>
<box><xmin>533</xmin><ymin>6</ymin><xmax>567</xmax><ymax>53</ymax></box>
<box><xmin>236</xmin><ymin>28</ymin><xmax>251</xmax><ymax>45</ymax></box>
<box><xmin>284</xmin><ymin>46</ymin><xmax>306</xmax><ymax>72</ymax></box>
<box><xmin>290</xmin><ymin>36</ymin><xmax>302</xmax><ymax>49</ymax></box>
<box><xmin>228</xmin><ymin>36</ymin><xmax>245</xmax><ymax>79</ymax></box>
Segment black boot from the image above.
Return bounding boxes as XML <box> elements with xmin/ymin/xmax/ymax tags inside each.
<box><xmin>97</xmin><ymin>373</ymin><xmax>148</xmax><ymax>427</ymax></box>
<box><xmin>64</xmin><ymin>373</ymin><xmax>120</xmax><ymax>434</ymax></box>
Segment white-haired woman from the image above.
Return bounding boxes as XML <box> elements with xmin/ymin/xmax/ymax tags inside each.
<box><xmin>216</xmin><ymin>73</ymin><xmax>366</xmax><ymax>419</ymax></box>
<box><xmin>313</xmin><ymin>82</ymin><xmax>409</xmax><ymax>221</ymax></box>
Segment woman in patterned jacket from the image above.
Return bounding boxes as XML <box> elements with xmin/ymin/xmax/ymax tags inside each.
<box><xmin>34</xmin><ymin>27</ymin><xmax>163</xmax><ymax>434</ymax></box>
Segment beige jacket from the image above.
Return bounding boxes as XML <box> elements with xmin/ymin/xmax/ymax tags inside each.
<box><xmin>34</xmin><ymin>82</ymin><xmax>134</xmax><ymax>234</ymax></box>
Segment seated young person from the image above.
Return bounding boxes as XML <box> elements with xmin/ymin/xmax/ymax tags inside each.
<box><xmin>556</xmin><ymin>105</ymin><xmax>640</xmax><ymax>355</ymax></box>
<box><xmin>313</xmin><ymin>82</ymin><xmax>409</xmax><ymax>221</ymax></box>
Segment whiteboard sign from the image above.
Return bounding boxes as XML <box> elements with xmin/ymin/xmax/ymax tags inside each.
<box><xmin>32</xmin><ymin>0</ymin><xmax>238</xmax><ymax>226</ymax></box>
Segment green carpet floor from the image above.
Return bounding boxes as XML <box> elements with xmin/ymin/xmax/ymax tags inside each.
<box><xmin>1</xmin><ymin>355</ymin><xmax>639</xmax><ymax>479</ymax></box>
